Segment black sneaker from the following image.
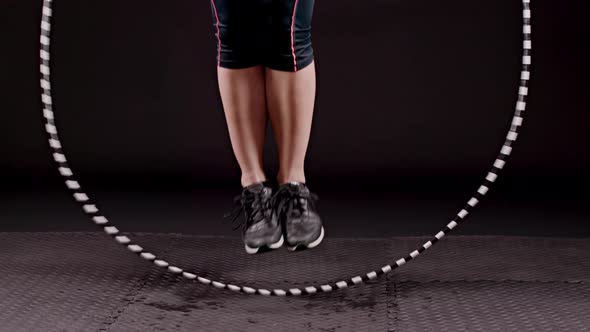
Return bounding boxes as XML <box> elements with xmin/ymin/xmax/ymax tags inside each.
<box><xmin>223</xmin><ymin>181</ymin><xmax>284</xmax><ymax>254</ymax></box>
<box><xmin>271</xmin><ymin>181</ymin><xmax>325</xmax><ymax>251</ymax></box>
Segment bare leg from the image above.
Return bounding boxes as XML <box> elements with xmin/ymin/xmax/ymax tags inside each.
<box><xmin>216</xmin><ymin>65</ymin><xmax>269</xmax><ymax>187</ymax></box>
<box><xmin>265</xmin><ymin>61</ymin><xmax>317</xmax><ymax>185</ymax></box>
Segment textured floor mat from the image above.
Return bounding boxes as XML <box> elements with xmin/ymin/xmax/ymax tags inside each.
<box><xmin>0</xmin><ymin>232</ymin><xmax>588</xmax><ymax>331</ymax></box>
<box><xmin>391</xmin><ymin>281</ymin><xmax>590</xmax><ymax>332</ymax></box>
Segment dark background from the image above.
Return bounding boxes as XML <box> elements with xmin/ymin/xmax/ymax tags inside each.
<box><xmin>1</xmin><ymin>0</ymin><xmax>588</xmax><ymax>237</ymax></box>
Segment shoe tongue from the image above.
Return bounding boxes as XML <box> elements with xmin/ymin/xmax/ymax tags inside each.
<box><xmin>289</xmin><ymin>181</ymin><xmax>307</xmax><ymax>191</ymax></box>
<box><xmin>279</xmin><ymin>182</ymin><xmax>309</xmax><ymax>197</ymax></box>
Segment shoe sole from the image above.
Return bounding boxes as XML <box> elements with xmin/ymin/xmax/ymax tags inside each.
<box><xmin>286</xmin><ymin>226</ymin><xmax>325</xmax><ymax>252</ymax></box>
<box><xmin>244</xmin><ymin>234</ymin><xmax>284</xmax><ymax>255</ymax></box>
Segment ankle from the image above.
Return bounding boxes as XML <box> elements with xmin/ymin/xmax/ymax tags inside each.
<box><xmin>241</xmin><ymin>172</ymin><xmax>267</xmax><ymax>188</ymax></box>
<box><xmin>277</xmin><ymin>174</ymin><xmax>306</xmax><ymax>186</ymax></box>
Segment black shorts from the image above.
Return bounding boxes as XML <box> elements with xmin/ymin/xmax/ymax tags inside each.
<box><xmin>209</xmin><ymin>0</ymin><xmax>315</xmax><ymax>72</ymax></box>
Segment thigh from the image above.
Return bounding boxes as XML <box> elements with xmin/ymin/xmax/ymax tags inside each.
<box><xmin>269</xmin><ymin>0</ymin><xmax>314</xmax><ymax>30</ymax></box>
<box><xmin>265</xmin><ymin>0</ymin><xmax>315</xmax><ymax>71</ymax></box>
<box><xmin>210</xmin><ymin>0</ymin><xmax>270</xmax><ymax>67</ymax></box>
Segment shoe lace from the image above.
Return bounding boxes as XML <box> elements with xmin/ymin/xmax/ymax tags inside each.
<box><xmin>223</xmin><ymin>192</ymin><xmax>271</xmax><ymax>231</ymax></box>
<box><xmin>270</xmin><ymin>187</ymin><xmax>319</xmax><ymax>222</ymax></box>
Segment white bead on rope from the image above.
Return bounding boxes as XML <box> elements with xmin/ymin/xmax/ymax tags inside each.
<box><xmin>37</xmin><ymin>0</ymin><xmax>532</xmax><ymax>297</ymax></box>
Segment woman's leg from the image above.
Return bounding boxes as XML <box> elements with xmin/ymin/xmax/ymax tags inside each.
<box><xmin>265</xmin><ymin>0</ymin><xmax>316</xmax><ymax>185</ymax></box>
<box><xmin>266</xmin><ymin>62</ymin><xmax>316</xmax><ymax>185</ymax></box>
<box><xmin>217</xmin><ymin>66</ymin><xmax>269</xmax><ymax>187</ymax></box>
<box><xmin>264</xmin><ymin>0</ymin><xmax>323</xmax><ymax>251</ymax></box>
<box><xmin>210</xmin><ymin>0</ymin><xmax>269</xmax><ymax>188</ymax></box>
<box><xmin>212</xmin><ymin>0</ymin><xmax>284</xmax><ymax>254</ymax></box>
